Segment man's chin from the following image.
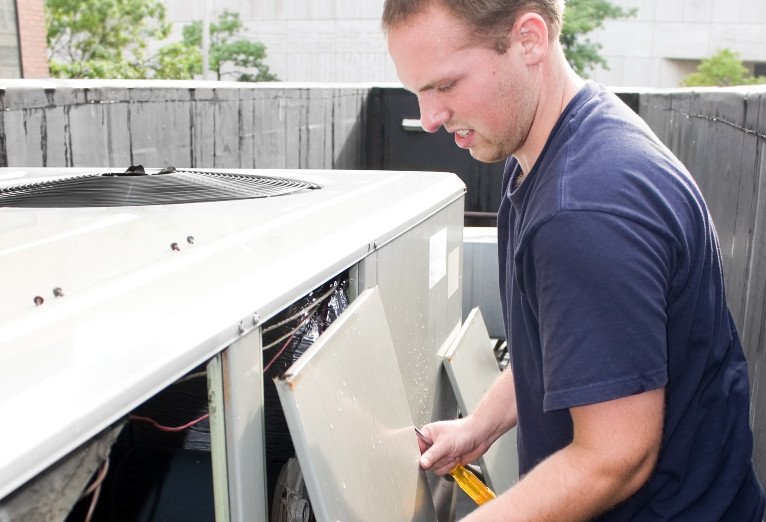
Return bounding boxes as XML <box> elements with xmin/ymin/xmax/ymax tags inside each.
<box><xmin>468</xmin><ymin>147</ymin><xmax>507</xmax><ymax>164</ymax></box>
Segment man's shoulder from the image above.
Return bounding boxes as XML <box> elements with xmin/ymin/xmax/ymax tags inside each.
<box><xmin>552</xmin><ymin>86</ymin><xmax>692</xmax><ymax>203</ymax></box>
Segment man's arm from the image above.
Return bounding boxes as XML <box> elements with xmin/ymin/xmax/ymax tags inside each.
<box><xmin>463</xmin><ymin>387</ymin><xmax>665</xmax><ymax>521</ymax></box>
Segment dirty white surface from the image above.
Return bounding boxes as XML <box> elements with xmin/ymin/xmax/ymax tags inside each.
<box><xmin>440</xmin><ymin>308</ymin><xmax>518</xmax><ymax>494</ymax></box>
<box><xmin>0</xmin><ymin>167</ymin><xmax>464</xmax><ymax>500</ymax></box>
<box><xmin>276</xmin><ymin>287</ymin><xmax>437</xmax><ymax>521</ymax></box>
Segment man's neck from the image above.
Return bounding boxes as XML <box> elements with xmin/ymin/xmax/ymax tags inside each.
<box><xmin>514</xmin><ymin>51</ymin><xmax>584</xmax><ymax>175</ymax></box>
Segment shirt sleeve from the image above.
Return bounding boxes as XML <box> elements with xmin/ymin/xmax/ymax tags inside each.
<box><xmin>524</xmin><ymin>210</ymin><xmax>671</xmax><ymax>412</ymax></box>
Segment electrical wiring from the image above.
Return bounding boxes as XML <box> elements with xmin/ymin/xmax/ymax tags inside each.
<box><xmin>262</xmin><ymin>285</ymin><xmax>340</xmax><ymax>353</ymax></box>
<box><xmin>80</xmin><ymin>457</ymin><xmax>110</xmax><ymax>499</ymax></box>
<box><xmin>261</xmin><ymin>283</ymin><xmax>338</xmax><ymax>336</ymax></box>
<box><xmin>176</xmin><ymin>370</ymin><xmax>207</xmax><ymax>384</ymax></box>
<box><xmin>80</xmin><ymin>457</ymin><xmax>109</xmax><ymax>522</ymax></box>
<box><xmin>262</xmin><ymin>310</ymin><xmax>314</xmax><ymax>352</ymax></box>
<box><xmin>262</xmin><ymin>318</ymin><xmax>311</xmax><ymax>374</ymax></box>
<box><xmin>262</xmin><ymin>282</ymin><xmax>347</xmax><ymax>373</ymax></box>
<box><xmin>128</xmin><ymin>412</ymin><xmax>210</xmax><ymax>432</ymax></box>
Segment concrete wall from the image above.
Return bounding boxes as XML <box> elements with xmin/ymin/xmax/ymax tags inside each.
<box><xmin>590</xmin><ymin>0</ymin><xmax>766</xmax><ymax>88</ymax></box>
<box><xmin>163</xmin><ymin>0</ymin><xmax>395</xmax><ymax>83</ymax></box>
<box><xmin>641</xmin><ymin>85</ymin><xmax>766</xmax><ymax>488</ymax></box>
<box><xmin>0</xmin><ymin>80</ymin><xmax>370</xmax><ymax>170</ymax></box>
<box><xmin>156</xmin><ymin>0</ymin><xmax>766</xmax><ymax>87</ymax></box>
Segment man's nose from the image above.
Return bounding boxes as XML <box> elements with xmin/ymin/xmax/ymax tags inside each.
<box><xmin>418</xmin><ymin>99</ymin><xmax>450</xmax><ymax>133</ymax></box>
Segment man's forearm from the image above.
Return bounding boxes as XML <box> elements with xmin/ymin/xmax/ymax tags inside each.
<box><xmin>462</xmin><ymin>441</ymin><xmax>647</xmax><ymax>521</ymax></box>
<box><xmin>462</xmin><ymin>389</ymin><xmax>663</xmax><ymax>521</ymax></box>
<box><xmin>469</xmin><ymin>368</ymin><xmax>519</xmax><ymax>447</ymax></box>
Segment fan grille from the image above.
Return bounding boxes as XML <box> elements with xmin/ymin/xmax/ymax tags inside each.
<box><xmin>0</xmin><ymin>170</ymin><xmax>320</xmax><ymax>208</ymax></box>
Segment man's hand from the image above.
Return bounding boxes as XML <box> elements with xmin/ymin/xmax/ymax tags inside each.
<box><xmin>418</xmin><ymin>368</ymin><xmax>519</xmax><ymax>475</ymax></box>
<box><xmin>417</xmin><ymin>418</ymin><xmax>494</xmax><ymax>474</ymax></box>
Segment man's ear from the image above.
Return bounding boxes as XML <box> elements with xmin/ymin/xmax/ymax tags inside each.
<box><xmin>515</xmin><ymin>13</ymin><xmax>549</xmax><ymax>66</ymax></box>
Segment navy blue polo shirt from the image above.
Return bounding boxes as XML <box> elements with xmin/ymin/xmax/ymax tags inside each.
<box><xmin>497</xmin><ymin>81</ymin><xmax>765</xmax><ymax>520</ymax></box>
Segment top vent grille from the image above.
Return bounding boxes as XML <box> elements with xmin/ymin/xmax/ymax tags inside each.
<box><xmin>0</xmin><ymin>169</ymin><xmax>320</xmax><ymax>208</ymax></box>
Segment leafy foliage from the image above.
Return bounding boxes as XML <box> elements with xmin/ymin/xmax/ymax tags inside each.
<box><xmin>45</xmin><ymin>0</ymin><xmax>181</xmax><ymax>78</ymax></box>
<box><xmin>560</xmin><ymin>0</ymin><xmax>637</xmax><ymax>77</ymax></box>
<box><xmin>181</xmin><ymin>11</ymin><xmax>277</xmax><ymax>81</ymax></box>
<box><xmin>681</xmin><ymin>49</ymin><xmax>766</xmax><ymax>87</ymax></box>
<box><xmin>183</xmin><ymin>11</ymin><xmax>277</xmax><ymax>82</ymax></box>
<box><xmin>45</xmin><ymin>1</ymin><xmax>275</xmax><ymax>81</ymax></box>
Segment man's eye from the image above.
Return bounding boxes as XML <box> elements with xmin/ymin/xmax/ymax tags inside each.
<box><xmin>437</xmin><ymin>83</ymin><xmax>455</xmax><ymax>93</ymax></box>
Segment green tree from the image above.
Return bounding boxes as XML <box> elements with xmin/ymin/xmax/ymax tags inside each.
<box><xmin>45</xmin><ymin>1</ymin><xmax>272</xmax><ymax>81</ymax></box>
<box><xmin>45</xmin><ymin>0</ymin><xmax>192</xmax><ymax>78</ymax></box>
<box><xmin>560</xmin><ymin>0</ymin><xmax>637</xmax><ymax>77</ymax></box>
<box><xmin>154</xmin><ymin>41</ymin><xmax>202</xmax><ymax>80</ymax></box>
<box><xmin>182</xmin><ymin>11</ymin><xmax>277</xmax><ymax>81</ymax></box>
<box><xmin>681</xmin><ymin>49</ymin><xmax>766</xmax><ymax>87</ymax></box>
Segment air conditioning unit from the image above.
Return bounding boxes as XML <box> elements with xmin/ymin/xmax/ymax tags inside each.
<box><xmin>0</xmin><ymin>167</ymin><xmax>465</xmax><ymax>521</ymax></box>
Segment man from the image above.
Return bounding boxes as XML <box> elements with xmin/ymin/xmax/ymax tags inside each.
<box><xmin>383</xmin><ymin>1</ymin><xmax>765</xmax><ymax>520</ymax></box>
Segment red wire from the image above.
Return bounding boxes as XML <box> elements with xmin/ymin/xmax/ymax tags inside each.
<box><xmin>262</xmin><ymin>334</ymin><xmax>296</xmax><ymax>374</ymax></box>
<box><xmin>129</xmin><ymin>412</ymin><xmax>210</xmax><ymax>432</ymax></box>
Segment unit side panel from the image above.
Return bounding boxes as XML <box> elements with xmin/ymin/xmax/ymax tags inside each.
<box><xmin>358</xmin><ymin>198</ymin><xmax>464</xmax><ymax>427</ymax></box>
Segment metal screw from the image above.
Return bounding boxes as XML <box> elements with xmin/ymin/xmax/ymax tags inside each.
<box><xmin>53</xmin><ymin>287</ymin><xmax>64</xmax><ymax>297</ymax></box>
<box><xmin>170</xmin><ymin>242</ymin><xmax>180</xmax><ymax>251</ymax></box>
<box><xmin>33</xmin><ymin>296</ymin><xmax>44</xmax><ymax>306</ymax></box>
<box><xmin>186</xmin><ymin>235</ymin><xmax>195</xmax><ymax>245</ymax></box>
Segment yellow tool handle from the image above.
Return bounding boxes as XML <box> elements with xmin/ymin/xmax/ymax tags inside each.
<box><xmin>449</xmin><ymin>464</ymin><xmax>496</xmax><ymax>505</ymax></box>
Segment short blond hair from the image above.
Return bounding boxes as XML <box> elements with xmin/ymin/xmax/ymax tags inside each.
<box><xmin>382</xmin><ymin>0</ymin><xmax>565</xmax><ymax>51</ymax></box>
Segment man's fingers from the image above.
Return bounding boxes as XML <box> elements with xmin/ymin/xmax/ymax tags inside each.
<box><xmin>419</xmin><ymin>452</ymin><xmax>433</xmax><ymax>469</ymax></box>
<box><xmin>415</xmin><ymin>422</ymin><xmax>470</xmax><ymax>474</ymax></box>
<box><xmin>420</xmin><ymin>451</ymin><xmax>461</xmax><ymax>475</ymax></box>
<box><xmin>419</xmin><ymin>448</ymin><xmax>448</xmax><ymax>472</ymax></box>
<box><xmin>434</xmin><ymin>456</ymin><xmax>461</xmax><ymax>475</ymax></box>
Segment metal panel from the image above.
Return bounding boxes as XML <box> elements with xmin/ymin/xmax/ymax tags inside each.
<box><xmin>367</xmin><ymin>200</ymin><xmax>464</xmax><ymax>428</ymax></box>
<box><xmin>207</xmin><ymin>354</ymin><xmax>231</xmax><ymax>522</ymax></box>
<box><xmin>463</xmin><ymin>227</ymin><xmax>504</xmax><ymax>340</ymax></box>
<box><xmin>439</xmin><ymin>308</ymin><xmax>517</xmax><ymax>494</ymax></box>
<box><xmin>275</xmin><ymin>287</ymin><xmax>436</xmax><ymax>522</ymax></box>
<box><xmin>0</xmin><ymin>168</ymin><xmax>464</xmax><ymax>500</ymax></box>
<box><xmin>221</xmin><ymin>330</ymin><xmax>268</xmax><ymax>521</ymax></box>
<box><xmin>354</xmin><ymin>183</ymin><xmax>464</xmax><ymax>521</ymax></box>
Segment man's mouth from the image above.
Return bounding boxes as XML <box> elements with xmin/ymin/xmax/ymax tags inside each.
<box><xmin>456</xmin><ymin>129</ymin><xmax>472</xmax><ymax>138</ymax></box>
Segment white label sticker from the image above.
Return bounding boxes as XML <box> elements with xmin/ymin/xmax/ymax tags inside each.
<box><xmin>429</xmin><ymin>228</ymin><xmax>447</xmax><ymax>289</ymax></box>
<box><xmin>448</xmin><ymin>246</ymin><xmax>460</xmax><ymax>298</ymax></box>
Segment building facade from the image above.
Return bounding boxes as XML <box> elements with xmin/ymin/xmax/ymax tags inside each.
<box><xmin>164</xmin><ymin>0</ymin><xmax>766</xmax><ymax>88</ymax></box>
<box><xmin>587</xmin><ymin>0</ymin><xmax>766</xmax><ymax>87</ymax></box>
<box><xmin>164</xmin><ymin>0</ymin><xmax>393</xmax><ymax>83</ymax></box>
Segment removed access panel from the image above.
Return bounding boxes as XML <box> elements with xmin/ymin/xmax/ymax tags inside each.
<box><xmin>275</xmin><ymin>287</ymin><xmax>436</xmax><ymax>521</ymax></box>
<box><xmin>440</xmin><ymin>307</ymin><xmax>518</xmax><ymax>494</ymax></box>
